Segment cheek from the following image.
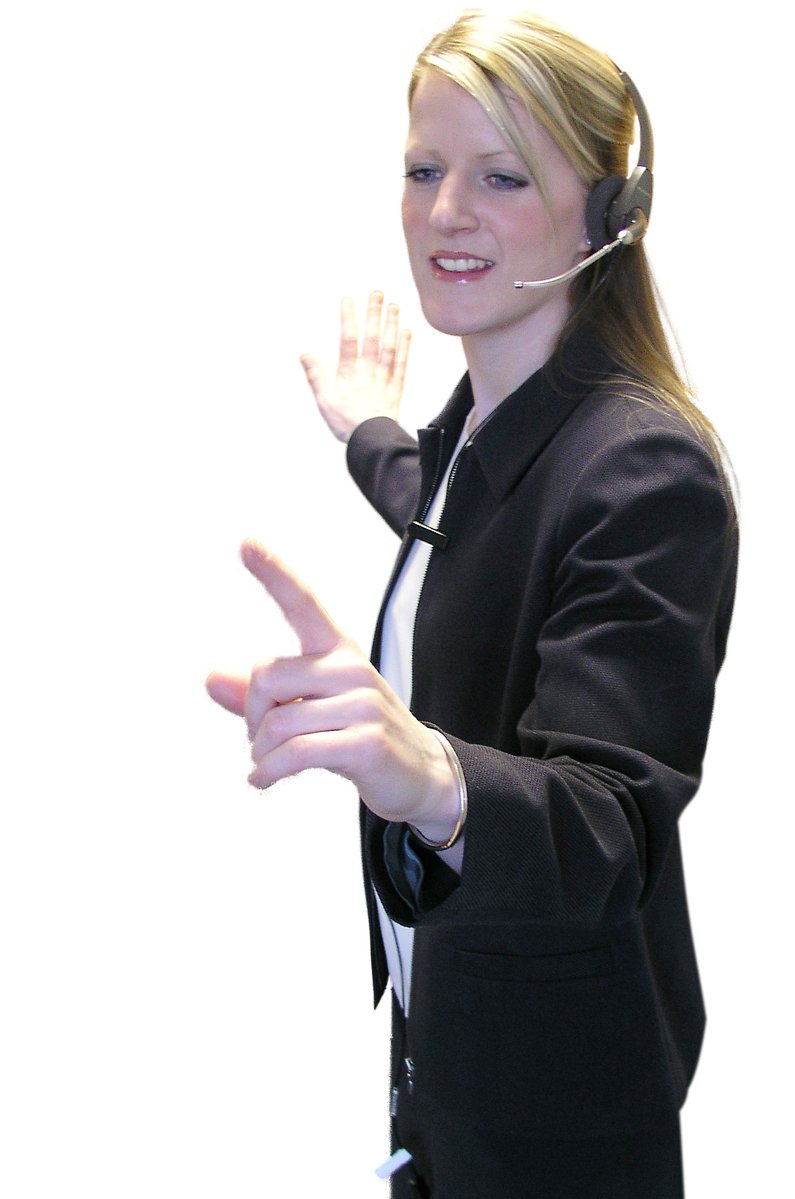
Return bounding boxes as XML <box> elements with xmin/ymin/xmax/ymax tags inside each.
<box><xmin>502</xmin><ymin>209</ymin><xmax>546</xmax><ymax>257</ymax></box>
<box><xmin>501</xmin><ymin>190</ymin><xmax>552</xmax><ymax>240</ymax></box>
<box><xmin>400</xmin><ymin>194</ymin><xmax>411</xmax><ymax>238</ymax></box>
<box><xmin>401</xmin><ymin>197</ymin><xmax>426</xmax><ymax>254</ymax></box>
<box><xmin>554</xmin><ymin>186</ymin><xmax>590</xmax><ymax>249</ymax></box>
<box><xmin>512</xmin><ymin>197</ymin><xmax>587</xmax><ymax>261</ymax></box>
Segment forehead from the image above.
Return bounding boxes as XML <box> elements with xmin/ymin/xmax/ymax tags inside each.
<box><xmin>406</xmin><ymin>69</ymin><xmax>553</xmax><ymax>162</ymax></box>
<box><xmin>409</xmin><ymin>72</ymin><xmax>511</xmax><ymax>139</ymax></box>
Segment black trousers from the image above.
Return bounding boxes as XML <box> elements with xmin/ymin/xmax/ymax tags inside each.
<box><xmin>389</xmin><ymin>999</ymin><xmax>685</xmax><ymax>1199</ymax></box>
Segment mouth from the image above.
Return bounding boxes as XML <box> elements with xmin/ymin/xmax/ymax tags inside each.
<box><xmin>430</xmin><ymin>254</ymin><xmax>494</xmax><ymax>278</ymax></box>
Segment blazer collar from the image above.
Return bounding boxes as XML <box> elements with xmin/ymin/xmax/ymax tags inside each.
<box><xmin>425</xmin><ymin>327</ymin><xmax>616</xmax><ymax>504</ymax></box>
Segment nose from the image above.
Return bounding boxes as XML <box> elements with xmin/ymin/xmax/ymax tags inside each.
<box><xmin>429</xmin><ymin>173</ymin><xmax>479</xmax><ymax>235</ymax></box>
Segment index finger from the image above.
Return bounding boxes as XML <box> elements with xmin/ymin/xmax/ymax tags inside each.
<box><xmin>241</xmin><ymin>539</ymin><xmax>342</xmax><ymax>656</ymax></box>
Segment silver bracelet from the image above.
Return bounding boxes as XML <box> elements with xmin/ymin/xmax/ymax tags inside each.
<box><xmin>409</xmin><ymin>728</ymin><xmax>468</xmax><ymax>851</ymax></box>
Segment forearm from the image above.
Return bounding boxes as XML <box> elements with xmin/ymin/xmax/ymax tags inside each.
<box><xmin>346</xmin><ymin>417</ymin><xmax>423</xmax><ymax>535</ymax></box>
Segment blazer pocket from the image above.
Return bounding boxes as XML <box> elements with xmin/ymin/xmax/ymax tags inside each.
<box><xmin>454</xmin><ymin>944</ymin><xmax>613</xmax><ymax>983</ymax></box>
<box><xmin>410</xmin><ymin>930</ymin><xmax>678</xmax><ymax>1139</ymax></box>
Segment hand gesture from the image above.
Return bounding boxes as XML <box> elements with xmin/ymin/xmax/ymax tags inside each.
<box><xmin>206</xmin><ymin>540</ymin><xmax>460</xmax><ymax>841</ymax></box>
<box><xmin>300</xmin><ymin>291</ymin><xmax>411</xmax><ymax>444</ymax></box>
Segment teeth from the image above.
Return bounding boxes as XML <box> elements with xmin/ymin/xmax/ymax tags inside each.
<box><xmin>435</xmin><ymin>257</ymin><xmax>492</xmax><ymax>272</ymax></box>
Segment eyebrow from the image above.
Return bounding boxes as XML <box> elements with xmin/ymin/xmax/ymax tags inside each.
<box><xmin>403</xmin><ymin>147</ymin><xmax>522</xmax><ymax>162</ymax></box>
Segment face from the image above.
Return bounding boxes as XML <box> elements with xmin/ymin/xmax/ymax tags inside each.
<box><xmin>402</xmin><ymin>71</ymin><xmax>590</xmax><ymax>353</ymax></box>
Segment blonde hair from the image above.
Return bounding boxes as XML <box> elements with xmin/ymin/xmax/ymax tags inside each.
<box><xmin>409</xmin><ymin>10</ymin><xmax>725</xmax><ymax>465</ymax></box>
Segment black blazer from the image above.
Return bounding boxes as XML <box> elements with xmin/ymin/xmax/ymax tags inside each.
<box><xmin>346</xmin><ymin>330</ymin><xmax>737</xmax><ymax>1140</ymax></box>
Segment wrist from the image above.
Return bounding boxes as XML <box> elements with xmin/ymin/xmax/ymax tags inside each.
<box><xmin>409</xmin><ymin>729</ymin><xmax>468</xmax><ymax>851</ymax></box>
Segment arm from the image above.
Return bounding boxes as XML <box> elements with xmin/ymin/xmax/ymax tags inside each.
<box><xmin>367</xmin><ymin>422</ymin><xmax>737</xmax><ymax>925</ymax></box>
<box><xmin>346</xmin><ymin>416</ymin><xmax>422</xmax><ymax>537</ymax></box>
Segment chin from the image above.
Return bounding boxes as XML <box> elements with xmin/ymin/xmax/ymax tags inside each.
<box><xmin>422</xmin><ymin>312</ymin><xmax>480</xmax><ymax>337</ymax></box>
<box><xmin>417</xmin><ymin>295</ymin><xmax>494</xmax><ymax>339</ymax></box>
<box><xmin>419</xmin><ymin>298</ymin><xmax>535</xmax><ymax>342</ymax></box>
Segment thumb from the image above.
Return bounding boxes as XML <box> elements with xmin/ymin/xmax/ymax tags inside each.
<box><xmin>300</xmin><ymin>354</ymin><xmax>327</xmax><ymax>407</ymax></box>
<box><xmin>205</xmin><ymin>671</ymin><xmax>248</xmax><ymax>716</ymax></box>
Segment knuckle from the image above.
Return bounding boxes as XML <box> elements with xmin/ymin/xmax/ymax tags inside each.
<box><xmin>291</xmin><ymin>737</ymin><xmax>312</xmax><ymax>767</ymax></box>
<box><xmin>353</xmin><ymin>687</ymin><xmax>385</xmax><ymax>723</ymax></box>
<box><xmin>356</xmin><ymin>722</ymin><xmax>386</xmax><ymax>770</ymax></box>
<box><xmin>250</xmin><ymin>658</ymin><xmax>277</xmax><ymax>691</ymax></box>
<box><xmin>281</xmin><ymin>736</ymin><xmax>313</xmax><ymax>776</ymax></box>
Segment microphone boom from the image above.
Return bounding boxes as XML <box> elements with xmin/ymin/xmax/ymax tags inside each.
<box><xmin>513</xmin><ymin>215</ymin><xmax>645</xmax><ymax>289</ymax></box>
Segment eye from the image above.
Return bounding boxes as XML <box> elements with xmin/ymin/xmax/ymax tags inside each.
<box><xmin>404</xmin><ymin>165</ymin><xmax>443</xmax><ymax>184</ymax></box>
<box><xmin>485</xmin><ymin>173</ymin><xmax>530</xmax><ymax>191</ymax></box>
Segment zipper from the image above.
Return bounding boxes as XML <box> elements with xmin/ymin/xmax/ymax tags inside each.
<box><xmin>389</xmin><ymin>429</ymin><xmax>476</xmax><ymax>1113</ymax></box>
<box><xmin>407</xmin><ymin>431</ymin><xmax>473</xmax><ymax>701</ymax></box>
<box><xmin>371</xmin><ymin>420</ymin><xmax>474</xmax><ymax>1018</ymax></box>
<box><xmin>420</xmin><ymin>427</ymin><xmax>449</xmax><ymax>524</ymax></box>
<box><xmin>375</xmin><ymin>405</ymin><xmax>487</xmax><ymax>665</ymax></box>
<box><xmin>370</xmin><ymin>427</ymin><xmax>448</xmax><ymax>675</ymax></box>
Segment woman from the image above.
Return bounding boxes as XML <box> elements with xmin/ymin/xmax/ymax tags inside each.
<box><xmin>208</xmin><ymin>11</ymin><xmax>737</xmax><ymax>1197</ymax></box>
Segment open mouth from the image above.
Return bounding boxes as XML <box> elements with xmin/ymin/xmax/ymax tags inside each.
<box><xmin>432</xmin><ymin>256</ymin><xmax>494</xmax><ymax>274</ymax></box>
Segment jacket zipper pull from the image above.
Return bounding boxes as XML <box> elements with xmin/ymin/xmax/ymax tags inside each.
<box><xmin>407</xmin><ymin>520</ymin><xmax>449</xmax><ymax>550</ymax></box>
<box><xmin>374</xmin><ymin>1146</ymin><xmax>413</xmax><ymax>1179</ymax></box>
<box><xmin>405</xmin><ymin>1056</ymin><xmax>415</xmax><ymax>1095</ymax></box>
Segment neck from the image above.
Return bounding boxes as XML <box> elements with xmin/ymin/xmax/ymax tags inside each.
<box><xmin>462</xmin><ymin>306</ymin><xmax>571</xmax><ymax>424</ymax></box>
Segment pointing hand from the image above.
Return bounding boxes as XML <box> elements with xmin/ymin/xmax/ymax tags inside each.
<box><xmin>206</xmin><ymin>540</ymin><xmax>460</xmax><ymax>840</ymax></box>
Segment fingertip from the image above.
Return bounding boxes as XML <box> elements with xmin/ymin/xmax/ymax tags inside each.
<box><xmin>240</xmin><ymin>537</ymin><xmax>268</xmax><ymax>570</ymax></box>
<box><xmin>205</xmin><ymin>671</ymin><xmax>249</xmax><ymax>716</ymax></box>
<box><xmin>205</xmin><ymin>667</ymin><xmax>227</xmax><ymax>695</ymax></box>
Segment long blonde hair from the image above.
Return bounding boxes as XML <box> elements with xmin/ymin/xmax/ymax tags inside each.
<box><xmin>409</xmin><ymin>10</ymin><xmax>724</xmax><ymax>463</ymax></box>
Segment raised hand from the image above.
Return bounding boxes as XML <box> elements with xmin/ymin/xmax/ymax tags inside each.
<box><xmin>206</xmin><ymin>540</ymin><xmax>460</xmax><ymax>841</ymax></box>
<box><xmin>300</xmin><ymin>291</ymin><xmax>411</xmax><ymax>443</ymax></box>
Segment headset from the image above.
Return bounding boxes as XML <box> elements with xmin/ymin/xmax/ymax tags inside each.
<box><xmin>515</xmin><ymin>70</ymin><xmax>654</xmax><ymax>289</ymax></box>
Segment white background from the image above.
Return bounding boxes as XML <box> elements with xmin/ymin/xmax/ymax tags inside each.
<box><xmin>1</xmin><ymin>1</ymin><xmax>790</xmax><ymax>1195</ymax></box>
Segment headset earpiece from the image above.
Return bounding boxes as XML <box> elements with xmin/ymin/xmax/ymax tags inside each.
<box><xmin>585</xmin><ymin>176</ymin><xmax>626</xmax><ymax>251</ymax></box>
<box><xmin>583</xmin><ymin>71</ymin><xmax>654</xmax><ymax>253</ymax></box>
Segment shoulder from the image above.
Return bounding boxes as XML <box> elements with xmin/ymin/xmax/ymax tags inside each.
<box><xmin>546</xmin><ymin>331</ymin><xmax>730</xmax><ymax>502</ymax></box>
<box><xmin>557</xmin><ymin>381</ymin><xmax>732</xmax><ymax>511</ymax></box>
<box><xmin>550</xmin><ymin>383</ymin><xmax>737</xmax><ymax>591</ymax></box>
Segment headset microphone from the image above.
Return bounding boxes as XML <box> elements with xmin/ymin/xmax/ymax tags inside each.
<box><xmin>514</xmin><ymin>214</ymin><xmax>646</xmax><ymax>288</ymax></box>
<box><xmin>513</xmin><ymin>70</ymin><xmax>653</xmax><ymax>290</ymax></box>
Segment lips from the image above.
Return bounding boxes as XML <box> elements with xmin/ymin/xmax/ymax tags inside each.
<box><xmin>430</xmin><ymin>253</ymin><xmax>495</xmax><ymax>281</ymax></box>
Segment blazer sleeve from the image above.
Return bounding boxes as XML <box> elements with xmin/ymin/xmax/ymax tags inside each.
<box><xmin>346</xmin><ymin>416</ymin><xmax>422</xmax><ymax>536</ymax></box>
<box><xmin>369</xmin><ymin>422</ymin><xmax>738</xmax><ymax>927</ymax></box>
<box><xmin>453</xmin><ymin>427</ymin><xmax>736</xmax><ymax>923</ymax></box>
